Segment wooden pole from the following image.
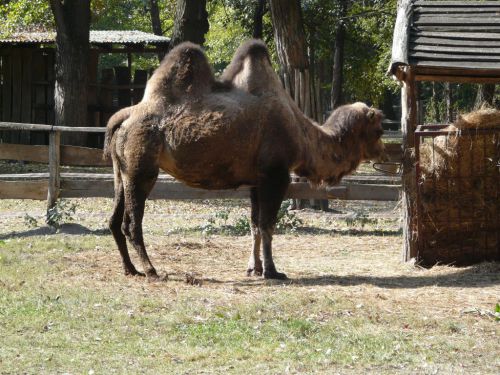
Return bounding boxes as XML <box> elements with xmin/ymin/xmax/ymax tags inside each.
<box><xmin>401</xmin><ymin>67</ymin><xmax>418</xmax><ymax>262</ymax></box>
<box><xmin>47</xmin><ymin>129</ymin><xmax>61</xmax><ymax>210</ymax></box>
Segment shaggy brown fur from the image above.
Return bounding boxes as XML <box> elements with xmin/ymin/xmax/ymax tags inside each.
<box><xmin>104</xmin><ymin>41</ymin><xmax>385</xmax><ymax>280</ymax></box>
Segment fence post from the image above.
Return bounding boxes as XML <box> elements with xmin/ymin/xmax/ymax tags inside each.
<box><xmin>47</xmin><ymin>129</ymin><xmax>61</xmax><ymax>211</ymax></box>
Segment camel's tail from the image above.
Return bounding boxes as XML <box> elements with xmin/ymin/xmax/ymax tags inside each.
<box><xmin>103</xmin><ymin>106</ymin><xmax>133</xmax><ymax>160</ymax></box>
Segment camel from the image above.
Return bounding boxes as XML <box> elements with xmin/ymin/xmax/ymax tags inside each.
<box><xmin>103</xmin><ymin>40</ymin><xmax>386</xmax><ymax>280</ymax></box>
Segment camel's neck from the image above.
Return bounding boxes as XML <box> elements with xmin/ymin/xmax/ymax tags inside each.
<box><xmin>293</xmin><ymin>114</ymin><xmax>363</xmax><ymax>186</ymax></box>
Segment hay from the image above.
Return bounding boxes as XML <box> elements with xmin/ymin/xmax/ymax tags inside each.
<box><xmin>418</xmin><ymin>109</ymin><xmax>500</xmax><ymax>266</ymax></box>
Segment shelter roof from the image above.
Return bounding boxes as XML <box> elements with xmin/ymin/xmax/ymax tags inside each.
<box><xmin>389</xmin><ymin>0</ymin><xmax>500</xmax><ymax>80</ymax></box>
<box><xmin>0</xmin><ymin>30</ymin><xmax>170</xmax><ymax>46</ymax></box>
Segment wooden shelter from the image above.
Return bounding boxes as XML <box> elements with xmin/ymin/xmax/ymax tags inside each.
<box><xmin>0</xmin><ymin>30</ymin><xmax>170</xmax><ymax>146</ymax></box>
<box><xmin>389</xmin><ymin>0</ymin><xmax>500</xmax><ymax>264</ymax></box>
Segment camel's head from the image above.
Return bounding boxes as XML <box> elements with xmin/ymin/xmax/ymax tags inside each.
<box><xmin>361</xmin><ymin>105</ymin><xmax>387</xmax><ymax>163</ymax></box>
<box><xmin>325</xmin><ymin>102</ymin><xmax>387</xmax><ymax>163</ymax></box>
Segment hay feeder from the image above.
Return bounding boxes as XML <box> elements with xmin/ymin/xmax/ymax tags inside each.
<box><xmin>415</xmin><ymin>120</ymin><xmax>500</xmax><ymax>266</ymax></box>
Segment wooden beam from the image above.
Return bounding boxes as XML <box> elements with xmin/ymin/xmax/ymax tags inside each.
<box><xmin>0</xmin><ymin>143</ymin><xmax>49</xmax><ymax>163</ymax></box>
<box><xmin>0</xmin><ymin>121</ymin><xmax>106</xmax><ymax>133</ymax></box>
<box><xmin>0</xmin><ymin>180</ymin><xmax>47</xmax><ymax>200</ymax></box>
<box><xmin>400</xmin><ymin>67</ymin><xmax>419</xmax><ymax>262</ymax></box>
<box><xmin>414</xmin><ymin>1</ymin><xmax>500</xmax><ymax>7</ymax></box>
<box><xmin>0</xmin><ymin>143</ymin><xmax>110</xmax><ymax>166</ymax></box>
<box><xmin>60</xmin><ymin>146</ymin><xmax>110</xmax><ymax>167</ymax></box>
<box><xmin>388</xmin><ymin>0</ymin><xmax>413</xmax><ymax>76</ymax></box>
<box><xmin>415</xmin><ymin>74</ymin><xmax>500</xmax><ymax>84</ymax></box>
<box><xmin>47</xmin><ymin>130</ymin><xmax>60</xmax><ymax>210</ymax></box>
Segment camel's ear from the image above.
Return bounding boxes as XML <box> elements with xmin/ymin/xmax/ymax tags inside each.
<box><xmin>367</xmin><ymin>108</ymin><xmax>376</xmax><ymax>121</ymax></box>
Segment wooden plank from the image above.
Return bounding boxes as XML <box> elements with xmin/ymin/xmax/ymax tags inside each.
<box><xmin>412</xmin><ymin>31</ymin><xmax>500</xmax><ymax>41</ymax></box>
<box><xmin>411</xmin><ymin>60</ymin><xmax>500</xmax><ymax>70</ymax></box>
<box><xmin>0</xmin><ymin>180</ymin><xmax>47</xmax><ymax>200</ymax></box>
<box><xmin>415</xmin><ymin>25</ymin><xmax>500</xmax><ymax>32</ymax></box>
<box><xmin>60</xmin><ymin>145</ymin><xmax>111</xmax><ymax>167</ymax></box>
<box><xmin>46</xmin><ymin>50</ymin><xmax>55</xmax><ymax>125</ymax></box>
<box><xmin>415</xmin><ymin>15</ymin><xmax>500</xmax><ymax>26</ymax></box>
<box><xmin>411</xmin><ymin>36</ymin><xmax>500</xmax><ymax>48</ymax></box>
<box><xmin>415</xmin><ymin>74</ymin><xmax>500</xmax><ymax>84</ymax></box>
<box><xmin>0</xmin><ymin>173</ymin><xmax>49</xmax><ymax>180</ymax></box>
<box><xmin>0</xmin><ymin>143</ymin><xmax>109</xmax><ymax>166</ymax></box>
<box><xmin>414</xmin><ymin>1</ymin><xmax>500</xmax><ymax>6</ymax></box>
<box><xmin>410</xmin><ymin>51</ymin><xmax>500</xmax><ymax>62</ymax></box>
<box><xmin>60</xmin><ymin>178</ymin><xmax>400</xmax><ymax>201</ymax></box>
<box><xmin>132</xmin><ymin>70</ymin><xmax>147</xmax><ymax>104</ymax></box>
<box><xmin>411</xmin><ymin>44</ymin><xmax>500</xmax><ymax>55</ymax></box>
<box><xmin>10</xmin><ymin>48</ymin><xmax>22</xmax><ymax>124</ymax></box>
<box><xmin>98</xmin><ymin>69</ymin><xmax>115</xmax><ymax>127</ymax></box>
<box><xmin>416</xmin><ymin>7</ymin><xmax>500</xmax><ymax>14</ymax></box>
<box><xmin>47</xmin><ymin>130</ymin><xmax>60</xmax><ymax>209</ymax></box>
<box><xmin>32</xmin><ymin>50</ymin><xmax>49</xmax><ymax>144</ymax></box>
<box><xmin>0</xmin><ymin>122</ymin><xmax>106</xmax><ymax>133</ymax></box>
<box><xmin>413</xmin><ymin>65</ymin><xmax>500</xmax><ymax>78</ymax></box>
<box><xmin>0</xmin><ymin>143</ymin><xmax>48</xmax><ymax>163</ymax></box>
<box><xmin>20</xmin><ymin>48</ymin><xmax>32</xmax><ymax>145</ymax></box>
<box><xmin>115</xmin><ymin>66</ymin><xmax>131</xmax><ymax>107</ymax></box>
<box><xmin>9</xmin><ymin>49</ymin><xmax>22</xmax><ymax>144</ymax></box>
<box><xmin>1</xmin><ymin>50</ymin><xmax>12</xmax><ymax>122</ymax></box>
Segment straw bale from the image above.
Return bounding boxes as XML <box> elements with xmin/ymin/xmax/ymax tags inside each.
<box><xmin>417</xmin><ymin>109</ymin><xmax>500</xmax><ymax>266</ymax></box>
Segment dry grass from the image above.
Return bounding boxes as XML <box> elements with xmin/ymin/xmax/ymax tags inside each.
<box><xmin>0</xmin><ymin>198</ymin><xmax>498</xmax><ymax>374</ymax></box>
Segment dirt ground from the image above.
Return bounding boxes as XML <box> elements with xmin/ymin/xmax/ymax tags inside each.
<box><xmin>0</xmin><ymin>197</ymin><xmax>498</xmax><ymax>374</ymax></box>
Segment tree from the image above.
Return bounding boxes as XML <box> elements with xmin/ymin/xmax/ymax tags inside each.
<box><xmin>331</xmin><ymin>0</ymin><xmax>347</xmax><ymax>109</ymax></box>
<box><xmin>169</xmin><ymin>0</ymin><xmax>209</xmax><ymax>50</ymax></box>
<box><xmin>474</xmin><ymin>84</ymin><xmax>496</xmax><ymax>109</ymax></box>
<box><xmin>49</xmin><ymin>0</ymin><xmax>91</xmax><ymax>146</ymax></box>
<box><xmin>252</xmin><ymin>0</ymin><xmax>267</xmax><ymax>39</ymax></box>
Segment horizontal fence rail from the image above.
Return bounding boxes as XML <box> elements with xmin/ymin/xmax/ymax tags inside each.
<box><xmin>0</xmin><ymin>122</ymin><xmax>403</xmax><ymax>207</ymax></box>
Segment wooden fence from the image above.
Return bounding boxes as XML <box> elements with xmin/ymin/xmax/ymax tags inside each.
<box><xmin>0</xmin><ymin>122</ymin><xmax>402</xmax><ymax>209</ymax></box>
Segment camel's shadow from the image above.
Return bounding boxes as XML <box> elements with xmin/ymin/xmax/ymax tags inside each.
<box><xmin>203</xmin><ymin>262</ymin><xmax>500</xmax><ymax>289</ymax></box>
<box><xmin>0</xmin><ymin>223</ymin><xmax>109</xmax><ymax>240</ymax></box>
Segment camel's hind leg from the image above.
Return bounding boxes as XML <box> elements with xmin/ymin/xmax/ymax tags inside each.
<box><xmin>247</xmin><ymin>187</ymin><xmax>263</xmax><ymax>276</ymax></box>
<box><xmin>109</xmin><ymin>167</ymin><xmax>142</xmax><ymax>276</ymax></box>
<box><xmin>121</xmin><ymin>170</ymin><xmax>159</xmax><ymax>280</ymax></box>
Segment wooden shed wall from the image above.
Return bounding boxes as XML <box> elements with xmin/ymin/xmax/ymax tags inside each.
<box><xmin>0</xmin><ymin>46</ymin><xmax>149</xmax><ymax>147</ymax></box>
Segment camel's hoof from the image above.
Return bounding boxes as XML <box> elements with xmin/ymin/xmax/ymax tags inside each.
<box><xmin>263</xmin><ymin>270</ymin><xmax>288</xmax><ymax>280</ymax></box>
<box><xmin>145</xmin><ymin>269</ymin><xmax>162</xmax><ymax>282</ymax></box>
<box><xmin>246</xmin><ymin>268</ymin><xmax>263</xmax><ymax>277</ymax></box>
<box><xmin>125</xmin><ymin>269</ymin><xmax>145</xmax><ymax>277</ymax></box>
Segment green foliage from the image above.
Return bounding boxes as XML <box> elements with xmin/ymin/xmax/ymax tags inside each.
<box><xmin>0</xmin><ymin>0</ymin><xmax>53</xmax><ymax>35</ymax></box>
<box><xmin>201</xmin><ymin>209</ymin><xmax>250</xmax><ymax>236</ymax></box>
<box><xmin>23</xmin><ymin>213</ymin><xmax>38</xmax><ymax>228</ymax></box>
<box><xmin>495</xmin><ymin>303</ymin><xmax>500</xmax><ymax>321</ymax></box>
<box><xmin>275</xmin><ymin>201</ymin><xmax>303</xmax><ymax>233</ymax></box>
<box><xmin>46</xmin><ymin>199</ymin><xmax>78</xmax><ymax>229</ymax></box>
<box><xmin>205</xmin><ymin>2</ymin><xmax>249</xmax><ymax>73</ymax></box>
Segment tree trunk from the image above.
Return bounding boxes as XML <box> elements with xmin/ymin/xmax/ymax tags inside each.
<box><xmin>269</xmin><ymin>0</ymin><xmax>327</xmax><ymax>210</ymax></box>
<box><xmin>149</xmin><ymin>0</ymin><xmax>166</xmax><ymax>61</ymax></box>
<box><xmin>474</xmin><ymin>84</ymin><xmax>496</xmax><ymax>109</ymax></box>
<box><xmin>49</xmin><ymin>0</ymin><xmax>90</xmax><ymax>147</ymax></box>
<box><xmin>269</xmin><ymin>0</ymin><xmax>308</xmax><ymax>94</ymax></box>
<box><xmin>169</xmin><ymin>0</ymin><xmax>209</xmax><ymax>50</ymax></box>
<box><xmin>253</xmin><ymin>0</ymin><xmax>267</xmax><ymax>39</ymax></box>
<box><xmin>331</xmin><ymin>20</ymin><xmax>345</xmax><ymax>110</ymax></box>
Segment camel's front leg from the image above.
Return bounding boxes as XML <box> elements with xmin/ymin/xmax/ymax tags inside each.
<box><xmin>247</xmin><ymin>187</ymin><xmax>263</xmax><ymax>276</ymax></box>
<box><xmin>257</xmin><ymin>169</ymin><xmax>290</xmax><ymax>280</ymax></box>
